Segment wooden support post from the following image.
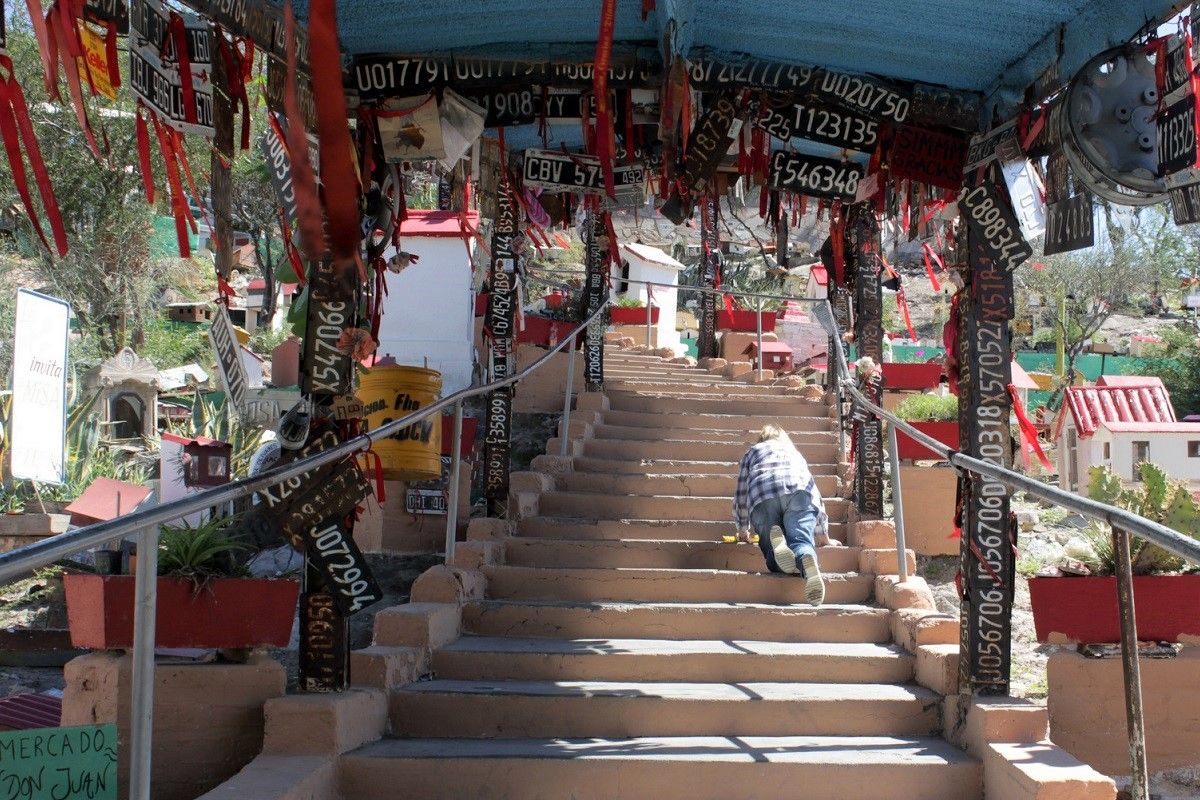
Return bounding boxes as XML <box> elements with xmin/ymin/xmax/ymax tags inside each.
<box><xmin>848</xmin><ymin>204</ymin><xmax>884</xmax><ymax>519</ymax></box>
<box><xmin>583</xmin><ymin>210</ymin><xmax>608</xmax><ymax>392</ymax></box>
<box><xmin>483</xmin><ymin>179</ymin><xmax>520</xmax><ymax>518</ymax></box>
<box><xmin>698</xmin><ymin>194</ymin><xmax>721</xmax><ymax>360</ymax></box>
<box><xmin>210</xmin><ymin>42</ymin><xmax>234</xmax><ymax>282</ymax></box>
<box><xmin>957</xmin><ymin>228</ymin><xmax>1016</xmax><ymax>696</ymax></box>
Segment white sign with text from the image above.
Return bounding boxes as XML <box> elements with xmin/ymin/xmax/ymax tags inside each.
<box><xmin>11</xmin><ymin>289</ymin><xmax>70</xmax><ymax>484</ymax></box>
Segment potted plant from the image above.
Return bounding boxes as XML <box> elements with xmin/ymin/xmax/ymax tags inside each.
<box><xmin>610</xmin><ymin>297</ymin><xmax>660</xmax><ymax>325</ymax></box>
<box><xmin>1028</xmin><ymin>464</ymin><xmax>1200</xmax><ymax>644</ymax></box>
<box><xmin>892</xmin><ymin>393</ymin><xmax>959</xmax><ymax>460</ymax></box>
<box><xmin>64</xmin><ymin>514</ymin><xmax>299</xmax><ymax>650</ymax></box>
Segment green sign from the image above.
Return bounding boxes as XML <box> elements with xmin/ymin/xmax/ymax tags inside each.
<box><xmin>0</xmin><ymin>725</ymin><xmax>117</xmax><ymax>800</ymax></box>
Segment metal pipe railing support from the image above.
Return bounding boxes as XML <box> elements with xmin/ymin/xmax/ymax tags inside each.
<box><xmin>887</xmin><ymin>422</ymin><xmax>909</xmax><ymax>582</ymax></box>
<box><xmin>560</xmin><ymin>329</ymin><xmax>579</xmax><ymax>458</ymax></box>
<box><xmin>1113</xmin><ymin>525</ymin><xmax>1150</xmax><ymax>800</ymax></box>
<box><xmin>129</xmin><ymin>518</ymin><xmax>160</xmax><ymax>800</ymax></box>
<box><xmin>444</xmin><ymin>400</ymin><xmax>464</xmax><ymax>562</ymax></box>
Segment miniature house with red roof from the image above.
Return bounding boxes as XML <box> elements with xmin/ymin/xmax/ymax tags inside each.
<box><xmin>1054</xmin><ymin>376</ymin><xmax>1200</xmax><ymax>492</ymax></box>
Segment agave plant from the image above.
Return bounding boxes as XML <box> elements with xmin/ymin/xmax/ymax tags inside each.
<box><xmin>1084</xmin><ymin>463</ymin><xmax>1200</xmax><ymax>576</ymax></box>
<box><xmin>157</xmin><ymin>514</ymin><xmax>251</xmax><ymax>590</ymax></box>
<box><xmin>163</xmin><ymin>390</ymin><xmax>266</xmax><ymax>481</ymax></box>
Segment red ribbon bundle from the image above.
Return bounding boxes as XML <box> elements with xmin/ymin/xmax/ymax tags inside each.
<box><xmin>1008</xmin><ymin>384</ymin><xmax>1052</xmax><ymax>470</ymax></box>
<box><xmin>31</xmin><ymin>0</ymin><xmax>106</xmax><ymax>159</ymax></box>
<box><xmin>592</xmin><ymin>0</ymin><xmax>618</xmax><ymax>199</ymax></box>
<box><xmin>0</xmin><ymin>52</ymin><xmax>67</xmax><ymax>256</ymax></box>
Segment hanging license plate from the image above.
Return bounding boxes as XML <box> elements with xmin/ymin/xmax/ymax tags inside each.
<box><xmin>958</xmin><ymin>181</ymin><xmax>1033</xmax><ymax>272</ymax></box>
<box><xmin>1042</xmin><ymin>193</ymin><xmax>1094</xmax><ymax>255</ymax></box>
<box><xmin>757</xmin><ymin>101</ymin><xmax>878</xmax><ymax>151</ymax></box>
<box><xmin>1169</xmin><ymin>179</ymin><xmax>1200</xmax><ymax>224</ymax></box>
<box><xmin>887</xmin><ymin>125</ymin><xmax>968</xmax><ymax>190</ymax></box>
<box><xmin>769</xmin><ymin>151</ymin><xmax>863</xmax><ymax>200</ymax></box>
<box><xmin>522</xmin><ymin>149</ymin><xmax>646</xmax><ymax>199</ymax></box>
<box><xmin>811</xmin><ymin>70</ymin><xmax>910</xmax><ymax>124</ymax></box>
<box><xmin>1158</xmin><ymin>90</ymin><xmax>1198</xmax><ymax>177</ymax></box>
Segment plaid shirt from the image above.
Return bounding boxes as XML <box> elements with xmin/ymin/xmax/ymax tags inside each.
<box><xmin>733</xmin><ymin>439</ymin><xmax>828</xmax><ymax>538</ymax></box>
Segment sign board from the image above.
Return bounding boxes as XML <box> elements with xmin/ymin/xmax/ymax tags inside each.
<box><xmin>768</xmin><ymin>151</ymin><xmax>863</xmax><ymax>201</ymax></box>
<box><xmin>522</xmin><ymin>149</ymin><xmax>646</xmax><ymax>204</ymax></box>
<box><xmin>1158</xmin><ymin>89</ymin><xmax>1198</xmax><ymax>177</ymax></box>
<box><xmin>963</xmin><ymin>119</ymin><xmax>1017</xmax><ymax>174</ymax></box>
<box><xmin>689</xmin><ymin>58</ymin><xmax>814</xmax><ymax>92</ymax></box>
<box><xmin>698</xmin><ymin>196</ymin><xmax>721</xmax><ymax>360</ymax></box>
<box><xmin>10</xmin><ymin>289</ymin><xmax>70</xmax><ymax>484</ymax></box>
<box><xmin>583</xmin><ymin>213</ymin><xmax>607</xmax><ymax>392</ymax></box>
<box><xmin>0</xmin><ymin>724</ymin><xmax>117</xmax><ymax>799</ymax></box>
<box><xmin>129</xmin><ymin>0</ymin><xmax>213</xmax><ymax>137</ymax></box>
<box><xmin>887</xmin><ymin>125</ymin><xmax>968</xmax><ymax>190</ymax></box>
<box><xmin>299</xmin><ymin>590</ymin><xmax>348</xmax><ymax>693</ymax></box>
<box><xmin>301</xmin><ymin>299</ymin><xmax>353</xmax><ymax>397</ymax></box>
<box><xmin>483</xmin><ymin>187</ymin><xmax>519</xmax><ymax>506</ymax></box>
<box><xmin>349</xmin><ymin>54</ymin><xmax>654</xmax><ymax>98</ymax></box>
<box><xmin>958</xmin><ymin>181</ymin><xmax>1032</xmax><ymax>272</ymax></box>
<box><xmin>849</xmin><ymin>209</ymin><xmax>884</xmax><ymax>519</ymax></box>
<box><xmin>757</xmin><ymin>101</ymin><xmax>879</xmax><ymax>151</ymax></box>
<box><xmin>1043</xmin><ymin>193</ymin><xmax>1094</xmax><ymax>255</ymax></box>
<box><xmin>405</xmin><ymin>488</ymin><xmax>448</xmax><ymax>515</ymax></box>
<box><xmin>960</xmin><ymin>235</ymin><xmax>1016</xmax><ymax>694</ymax></box>
<box><xmin>812</xmin><ymin>70</ymin><xmax>910</xmax><ymax>124</ymax></box>
<box><xmin>683</xmin><ymin>93</ymin><xmax>739</xmax><ymax>192</ymax></box>
<box><xmin>1169</xmin><ymin>178</ymin><xmax>1200</xmax><ymax>225</ymax></box>
<box><xmin>468</xmin><ymin>88</ymin><xmax>595</xmax><ymax>128</ymax></box>
<box><xmin>209</xmin><ymin>304</ymin><xmax>249</xmax><ymax>411</ymax></box>
<box><xmin>1162</xmin><ymin>39</ymin><xmax>1193</xmax><ymax>98</ymax></box>
<box><xmin>298</xmin><ymin>521</ymin><xmax>383</xmax><ymax>615</ymax></box>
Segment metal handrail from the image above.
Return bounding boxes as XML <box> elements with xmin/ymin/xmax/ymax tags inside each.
<box><xmin>812</xmin><ymin>300</ymin><xmax>1200</xmax><ymax>567</ymax></box>
<box><xmin>0</xmin><ymin>298</ymin><xmax>613</xmax><ymax>584</ymax></box>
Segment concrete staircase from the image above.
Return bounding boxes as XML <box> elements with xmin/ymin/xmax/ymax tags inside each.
<box><xmin>204</xmin><ymin>345</ymin><xmax>1118</xmax><ymax>800</ymax></box>
<box><xmin>340</xmin><ymin>346</ymin><xmax>980</xmax><ymax>799</ymax></box>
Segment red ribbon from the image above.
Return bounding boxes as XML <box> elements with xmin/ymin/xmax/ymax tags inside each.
<box><xmin>164</xmin><ymin>12</ymin><xmax>198</xmax><ymax>125</ymax></box>
<box><xmin>217</xmin><ymin>30</ymin><xmax>252</xmax><ymax>149</ymax></box>
<box><xmin>102</xmin><ymin>20</ymin><xmax>120</xmax><ymax>89</ymax></box>
<box><xmin>282</xmin><ymin>1</ymin><xmax>325</xmax><ymax>266</ymax></box>
<box><xmin>309</xmin><ymin>0</ymin><xmax>365</xmax><ymax>281</ymax></box>
<box><xmin>1008</xmin><ymin>384</ymin><xmax>1052</xmax><ymax>470</ymax></box>
<box><xmin>592</xmin><ymin>0</ymin><xmax>618</xmax><ymax>199</ymax></box>
<box><xmin>24</xmin><ymin>0</ymin><xmax>60</xmax><ymax>101</ymax></box>
<box><xmin>135</xmin><ymin>102</ymin><xmax>155</xmax><ymax>205</ymax></box>
<box><xmin>149</xmin><ymin>110</ymin><xmax>192</xmax><ymax>259</ymax></box>
<box><xmin>921</xmin><ymin>243</ymin><xmax>942</xmax><ymax>292</ymax></box>
<box><xmin>829</xmin><ymin>204</ymin><xmax>845</xmax><ymax>285</ymax></box>
<box><xmin>45</xmin><ymin>1</ymin><xmax>105</xmax><ymax>159</ymax></box>
<box><xmin>0</xmin><ymin>53</ymin><xmax>68</xmax><ymax>256</ymax></box>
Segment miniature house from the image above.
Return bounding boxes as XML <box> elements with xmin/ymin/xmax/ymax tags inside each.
<box><xmin>805</xmin><ymin>264</ymin><xmax>829</xmax><ymax>300</ymax></box>
<box><xmin>614</xmin><ymin>242</ymin><xmax>684</xmax><ymax>354</ymax></box>
<box><xmin>1054</xmin><ymin>377</ymin><xmax>1200</xmax><ymax>491</ymax></box>
<box><xmin>167</xmin><ymin>303</ymin><xmax>212</xmax><ymax>323</ymax></box>
<box><xmin>83</xmin><ymin>348</ymin><xmax>161</xmax><ymax>440</ymax></box>
<box><xmin>377</xmin><ymin>209</ymin><xmax>480</xmax><ymax>394</ymax></box>
<box><xmin>160</xmin><ymin>433</ymin><xmax>230</xmax><ymax>526</ymax></box>
<box><xmin>742</xmin><ymin>341</ymin><xmax>794</xmax><ymax>372</ymax></box>
<box><xmin>245</xmin><ymin>279</ymin><xmax>299</xmax><ymax>333</ymax></box>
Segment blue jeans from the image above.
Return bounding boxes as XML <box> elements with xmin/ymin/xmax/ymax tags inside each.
<box><xmin>751</xmin><ymin>490</ymin><xmax>818</xmax><ymax>576</ymax></box>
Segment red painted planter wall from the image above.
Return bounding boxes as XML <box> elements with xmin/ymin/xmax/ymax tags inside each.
<box><xmin>1028</xmin><ymin>574</ymin><xmax>1200</xmax><ymax>644</ymax></box>
<box><xmin>610</xmin><ymin>307</ymin><xmax>660</xmax><ymax>325</ymax></box>
<box><xmin>64</xmin><ymin>574</ymin><xmax>299</xmax><ymax>650</ymax></box>
<box><xmin>881</xmin><ymin>362</ymin><xmax>944</xmax><ymax>391</ymax></box>
<box><xmin>895</xmin><ymin>420</ymin><xmax>959</xmax><ymax>460</ymax></box>
<box><xmin>717</xmin><ymin>309</ymin><xmax>777</xmax><ymax>332</ymax></box>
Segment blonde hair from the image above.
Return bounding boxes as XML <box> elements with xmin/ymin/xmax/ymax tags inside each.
<box><xmin>757</xmin><ymin>424</ymin><xmax>793</xmax><ymax>446</ymax></box>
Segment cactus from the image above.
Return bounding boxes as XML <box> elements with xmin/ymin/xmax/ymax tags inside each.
<box><xmin>1084</xmin><ymin>465</ymin><xmax>1200</xmax><ymax>576</ymax></box>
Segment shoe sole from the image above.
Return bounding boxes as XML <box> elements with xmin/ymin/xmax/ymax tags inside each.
<box><xmin>801</xmin><ymin>553</ymin><xmax>825</xmax><ymax>606</ymax></box>
<box><xmin>770</xmin><ymin>525</ymin><xmax>799</xmax><ymax>574</ymax></box>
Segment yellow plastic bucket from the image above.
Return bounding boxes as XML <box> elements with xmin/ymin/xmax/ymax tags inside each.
<box><xmin>360</xmin><ymin>364</ymin><xmax>443</xmax><ymax>481</ymax></box>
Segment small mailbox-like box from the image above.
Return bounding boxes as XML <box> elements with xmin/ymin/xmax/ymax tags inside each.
<box><xmin>743</xmin><ymin>341</ymin><xmax>794</xmax><ymax>372</ymax></box>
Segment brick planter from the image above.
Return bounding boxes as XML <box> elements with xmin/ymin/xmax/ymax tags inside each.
<box><xmin>1028</xmin><ymin>573</ymin><xmax>1200</xmax><ymax>644</ymax></box>
<box><xmin>64</xmin><ymin>574</ymin><xmax>299</xmax><ymax>650</ymax></box>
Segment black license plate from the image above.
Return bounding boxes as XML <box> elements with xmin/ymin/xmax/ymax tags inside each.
<box><xmin>757</xmin><ymin>101</ymin><xmax>878</xmax><ymax>151</ymax></box>
<box><xmin>768</xmin><ymin>151</ymin><xmax>864</xmax><ymax>200</ymax></box>
<box><xmin>1158</xmin><ymin>91</ymin><xmax>1197</xmax><ymax>176</ymax></box>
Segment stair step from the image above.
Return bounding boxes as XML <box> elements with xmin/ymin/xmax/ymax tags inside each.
<box><xmin>388</xmin><ymin>679</ymin><xmax>939</xmax><ymax>738</ymax></box>
<box><xmin>481</xmin><ymin>565</ymin><xmax>872</xmax><ymax>605</ymax></box>
<box><xmin>341</xmin><ymin>735</ymin><xmax>982</xmax><ymax>800</ymax></box>
<box><xmin>608</xmin><ymin>392</ymin><xmax>831</xmax><ymax>416</ymax></box>
<box><xmin>570</xmin><ymin>456</ymin><xmax>839</xmax><ymax>476</ymax></box>
<box><xmin>503</xmin><ymin>538</ymin><xmax>860</xmax><ymax>572</ymax></box>
<box><xmin>605</xmin><ymin>380</ymin><xmax>793</xmax><ymax>395</ymax></box>
<box><xmin>555</xmin><ymin>471</ymin><xmax>840</xmax><ymax>498</ymax></box>
<box><xmin>579</xmin><ymin>437</ymin><xmax>840</xmax><ymax>464</ymax></box>
<box><xmin>463</xmin><ymin>599</ymin><xmax>890</xmax><ymax>642</ymax></box>
<box><xmin>516</xmin><ymin>517</ymin><xmax>847</xmax><ymax>542</ymax></box>
<box><xmin>536</xmin><ymin>491</ymin><xmax>848</xmax><ymax>522</ymax></box>
<box><xmin>592</xmin><ymin>423</ymin><xmax>837</xmax><ymax>444</ymax></box>
<box><xmin>433</xmin><ymin>636</ymin><xmax>913</xmax><ymax>683</ymax></box>
<box><xmin>601</xmin><ymin>408</ymin><xmax>835</xmax><ymax>432</ymax></box>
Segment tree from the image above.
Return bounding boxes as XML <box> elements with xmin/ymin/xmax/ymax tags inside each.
<box><xmin>0</xmin><ymin>22</ymin><xmax>205</xmax><ymax>372</ymax></box>
<box><xmin>1135</xmin><ymin>326</ymin><xmax>1200</xmax><ymax>419</ymax></box>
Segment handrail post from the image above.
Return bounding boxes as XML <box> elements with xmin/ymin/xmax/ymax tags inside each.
<box><xmin>645</xmin><ymin>285</ymin><xmax>653</xmax><ymax>348</ymax></box>
<box><xmin>755</xmin><ymin>300</ymin><xmax>764</xmax><ymax>382</ymax></box>
<box><xmin>444</xmin><ymin>401</ymin><xmax>464</xmax><ymax>562</ymax></box>
<box><xmin>129</xmin><ymin>517</ymin><xmax>160</xmax><ymax>800</ymax></box>
<box><xmin>888</xmin><ymin>422</ymin><xmax>909</xmax><ymax>582</ymax></box>
<box><xmin>560</xmin><ymin>328</ymin><xmax>579</xmax><ymax>457</ymax></box>
<box><xmin>1113</xmin><ymin>525</ymin><xmax>1150</xmax><ymax>800</ymax></box>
